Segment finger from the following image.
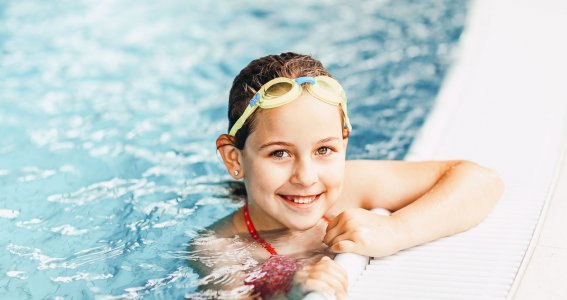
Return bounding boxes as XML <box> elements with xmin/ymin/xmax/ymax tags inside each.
<box><xmin>324</xmin><ymin>226</ymin><xmax>345</xmax><ymax>246</ymax></box>
<box><xmin>311</xmin><ymin>257</ymin><xmax>349</xmax><ymax>294</ymax></box>
<box><xmin>303</xmin><ymin>278</ymin><xmax>336</xmax><ymax>298</ymax></box>
<box><xmin>325</xmin><ymin>258</ymin><xmax>349</xmax><ymax>292</ymax></box>
<box><xmin>305</xmin><ymin>266</ymin><xmax>347</xmax><ymax>298</ymax></box>
<box><xmin>331</xmin><ymin>239</ymin><xmax>357</xmax><ymax>254</ymax></box>
<box><xmin>324</xmin><ymin>260</ymin><xmax>349</xmax><ymax>294</ymax></box>
<box><xmin>327</xmin><ymin>229</ymin><xmax>356</xmax><ymax>248</ymax></box>
<box><xmin>326</xmin><ymin>213</ymin><xmax>341</xmax><ymax>230</ymax></box>
<box><xmin>327</xmin><ymin>209</ymin><xmax>363</xmax><ymax>232</ymax></box>
<box><xmin>294</xmin><ymin>265</ymin><xmax>311</xmax><ymax>281</ymax></box>
<box><xmin>324</xmin><ymin>217</ymin><xmax>348</xmax><ymax>245</ymax></box>
<box><xmin>308</xmin><ymin>269</ymin><xmax>347</xmax><ymax>297</ymax></box>
<box><xmin>327</xmin><ymin>211</ymin><xmax>351</xmax><ymax>231</ymax></box>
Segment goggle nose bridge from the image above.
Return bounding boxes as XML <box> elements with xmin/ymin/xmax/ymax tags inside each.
<box><xmin>295</xmin><ymin>77</ymin><xmax>317</xmax><ymax>85</ymax></box>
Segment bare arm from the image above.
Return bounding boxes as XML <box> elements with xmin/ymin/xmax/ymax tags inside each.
<box><xmin>388</xmin><ymin>160</ymin><xmax>504</xmax><ymax>250</ymax></box>
<box><xmin>326</xmin><ymin>160</ymin><xmax>504</xmax><ymax>256</ymax></box>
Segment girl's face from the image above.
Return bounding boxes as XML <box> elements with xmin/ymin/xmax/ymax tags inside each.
<box><xmin>240</xmin><ymin>91</ymin><xmax>348</xmax><ymax>232</ymax></box>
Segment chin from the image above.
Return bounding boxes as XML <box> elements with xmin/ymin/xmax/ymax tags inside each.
<box><xmin>286</xmin><ymin>218</ymin><xmax>320</xmax><ymax>231</ymax></box>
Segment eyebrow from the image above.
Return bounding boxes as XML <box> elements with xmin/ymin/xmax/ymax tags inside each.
<box><xmin>258</xmin><ymin>141</ymin><xmax>294</xmax><ymax>151</ymax></box>
<box><xmin>317</xmin><ymin>137</ymin><xmax>341</xmax><ymax>144</ymax></box>
<box><xmin>258</xmin><ymin>137</ymin><xmax>340</xmax><ymax>150</ymax></box>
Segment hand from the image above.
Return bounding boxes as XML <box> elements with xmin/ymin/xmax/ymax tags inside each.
<box><xmin>324</xmin><ymin>208</ymin><xmax>404</xmax><ymax>258</ymax></box>
<box><xmin>291</xmin><ymin>256</ymin><xmax>348</xmax><ymax>300</ymax></box>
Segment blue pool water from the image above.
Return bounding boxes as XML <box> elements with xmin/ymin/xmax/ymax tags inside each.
<box><xmin>0</xmin><ymin>0</ymin><xmax>467</xmax><ymax>298</ymax></box>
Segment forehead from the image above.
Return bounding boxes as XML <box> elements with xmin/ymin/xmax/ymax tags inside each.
<box><xmin>248</xmin><ymin>92</ymin><xmax>344</xmax><ymax>144</ymax></box>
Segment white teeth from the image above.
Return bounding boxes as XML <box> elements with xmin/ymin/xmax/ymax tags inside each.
<box><xmin>290</xmin><ymin>196</ymin><xmax>316</xmax><ymax>204</ymax></box>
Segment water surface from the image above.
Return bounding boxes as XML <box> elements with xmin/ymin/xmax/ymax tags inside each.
<box><xmin>0</xmin><ymin>0</ymin><xmax>467</xmax><ymax>298</ymax></box>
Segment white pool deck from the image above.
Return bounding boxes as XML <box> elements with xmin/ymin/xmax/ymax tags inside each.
<box><xmin>323</xmin><ymin>0</ymin><xmax>567</xmax><ymax>299</ymax></box>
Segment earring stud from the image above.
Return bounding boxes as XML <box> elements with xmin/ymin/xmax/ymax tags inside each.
<box><xmin>233</xmin><ymin>170</ymin><xmax>239</xmax><ymax>176</ymax></box>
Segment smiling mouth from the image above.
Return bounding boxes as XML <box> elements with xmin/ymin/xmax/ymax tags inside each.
<box><xmin>279</xmin><ymin>194</ymin><xmax>322</xmax><ymax>206</ymax></box>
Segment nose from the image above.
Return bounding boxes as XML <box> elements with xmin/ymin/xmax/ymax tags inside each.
<box><xmin>290</xmin><ymin>157</ymin><xmax>318</xmax><ymax>187</ymax></box>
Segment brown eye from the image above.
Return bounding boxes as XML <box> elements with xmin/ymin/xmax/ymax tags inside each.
<box><xmin>272</xmin><ymin>150</ymin><xmax>290</xmax><ymax>159</ymax></box>
<box><xmin>316</xmin><ymin>147</ymin><xmax>331</xmax><ymax>156</ymax></box>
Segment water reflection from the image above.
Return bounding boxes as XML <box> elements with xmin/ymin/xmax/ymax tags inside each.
<box><xmin>0</xmin><ymin>0</ymin><xmax>466</xmax><ymax>298</ymax></box>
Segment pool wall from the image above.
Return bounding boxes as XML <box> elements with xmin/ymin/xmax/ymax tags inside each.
<box><xmin>344</xmin><ymin>0</ymin><xmax>567</xmax><ymax>298</ymax></box>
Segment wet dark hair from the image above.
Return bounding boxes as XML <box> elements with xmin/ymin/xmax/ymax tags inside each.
<box><xmin>227</xmin><ymin>52</ymin><xmax>332</xmax><ymax>149</ymax></box>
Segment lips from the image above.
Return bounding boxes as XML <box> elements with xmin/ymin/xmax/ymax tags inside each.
<box><xmin>279</xmin><ymin>193</ymin><xmax>322</xmax><ymax>207</ymax></box>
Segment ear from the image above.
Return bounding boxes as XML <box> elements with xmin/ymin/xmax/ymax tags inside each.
<box><xmin>342</xmin><ymin>129</ymin><xmax>349</xmax><ymax>150</ymax></box>
<box><xmin>216</xmin><ymin>134</ymin><xmax>244</xmax><ymax>179</ymax></box>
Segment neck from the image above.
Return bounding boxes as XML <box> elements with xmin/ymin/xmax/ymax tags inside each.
<box><xmin>242</xmin><ymin>200</ymin><xmax>281</xmax><ymax>255</ymax></box>
<box><xmin>233</xmin><ymin>201</ymin><xmax>329</xmax><ymax>236</ymax></box>
<box><xmin>236</xmin><ymin>201</ymin><xmax>330</xmax><ymax>257</ymax></box>
<box><xmin>242</xmin><ymin>200</ymin><xmax>289</xmax><ymax>233</ymax></box>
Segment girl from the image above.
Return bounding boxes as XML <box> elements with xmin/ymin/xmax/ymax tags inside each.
<box><xmin>193</xmin><ymin>52</ymin><xmax>504</xmax><ymax>299</ymax></box>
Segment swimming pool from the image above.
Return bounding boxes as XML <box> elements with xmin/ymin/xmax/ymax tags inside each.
<box><xmin>0</xmin><ymin>0</ymin><xmax>466</xmax><ymax>298</ymax></box>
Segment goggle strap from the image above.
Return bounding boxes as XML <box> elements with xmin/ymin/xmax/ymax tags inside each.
<box><xmin>249</xmin><ymin>93</ymin><xmax>260</xmax><ymax>107</ymax></box>
<box><xmin>343</xmin><ymin>111</ymin><xmax>352</xmax><ymax>131</ymax></box>
<box><xmin>229</xmin><ymin>104</ymin><xmax>258</xmax><ymax>136</ymax></box>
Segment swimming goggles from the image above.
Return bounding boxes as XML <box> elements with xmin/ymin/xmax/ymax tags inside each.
<box><xmin>229</xmin><ymin>76</ymin><xmax>352</xmax><ymax>136</ymax></box>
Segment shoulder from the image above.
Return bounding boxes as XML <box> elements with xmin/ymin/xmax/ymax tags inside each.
<box><xmin>343</xmin><ymin>159</ymin><xmax>400</xmax><ymax>189</ymax></box>
<box><xmin>209</xmin><ymin>213</ymin><xmax>240</xmax><ymax>238</ymax></box>
<box><xmin>341</xmin><ymin>159</ymin><xmax>462</xmax><ymax>211</ymax></box>
<box><xmin>187</xmin><ymin>213</ymin><xmax>248</xmax><ymax>276</ymax></box>
<box><xmin>336</xmin><ymin>160</ymin><xmax>394</xmax><ymax>210</ymax></box>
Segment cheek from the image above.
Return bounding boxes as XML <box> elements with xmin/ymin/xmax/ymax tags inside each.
<box><xmin>246</xmin><ymin>160</ymin><xmax>289</xmax><ymax>191</ymax></box>
<box><xmin>320</xmin><ymin>159</ymin><xmax>346</xmax><ymax>190</ymax></box>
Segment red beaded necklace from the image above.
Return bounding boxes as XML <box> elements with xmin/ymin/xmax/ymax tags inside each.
<box><xmin>243</xmin><ymin>200</ymin><xmax>278</xmax><ymax>255</ymax></box>
<box><xmin>242</xmin><ymin>201</ymin><xmax>331</xmax><ymax>297</ymax></box>
<box><xmin>242</xmin><ymin>201</ymin><xmax>330</xmax><ymax>255</ymax></box>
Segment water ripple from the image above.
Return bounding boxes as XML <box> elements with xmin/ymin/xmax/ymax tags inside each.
<box><xmin>0</xmin><ymin>209</ymin><xmax>20</xmax><ymax>219</ymax></box>
<box><xmin>50</xmin><ymin>224</ymin><xmax>88</xmax><ymax>236</ymax></box>
<box><xmin>0</xmin><ymin>0</ymin><xmax>467</xmax><ymax>298</ymax></box>
<box><xmin>7</xmin><ymin>244</ymin><xmax>64</xmax><ymax>270</ymax></box>
<box><xmin>51</xmin><ymin>272</ymin><xmax>113</xmax><ymax>283</ymax></box>
<box><xmin>47</xmin><ymin>178</ymin><xmax>148</xmax><ymax>206</ymax></box>
<box><xmin>6</xmin><ymin>270</ymin><xmax>28</xmax><ymax>280</ymax></box>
